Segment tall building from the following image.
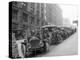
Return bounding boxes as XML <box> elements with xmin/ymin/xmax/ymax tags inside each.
<box><xmin>46</xmin><ymin>4</ymin><xmax>63</xmax><ymax>26</ymax></box>
<box><xmin>12</xmin><ymin>1</ymin><xmax>48</xmax><ymax>33</ymax></box>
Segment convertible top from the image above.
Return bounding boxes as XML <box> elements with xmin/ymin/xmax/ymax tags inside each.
<box><xmin>41</xmin><ymin>25</ymin><xmax>56</xmax><ymax>28</ymax></box>
<box><xmin>30</xmin><ymin>36</ymin><xmax>39</xmax><ymax>41</ymax></box>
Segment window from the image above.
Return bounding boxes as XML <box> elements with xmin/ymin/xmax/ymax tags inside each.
<box><xmin>41</xmin><ymin>20</ymin><xmax>44</xmax><ymax>26</ymax></box>
<box><xmin>22</xmin><ymin>24</ymin><xmax>28</xmax><ymax>30</ymax></box>
<box><xmin>30</xmin><ymin>16</ymin><xmax>34</xmax><ymax>24</ymax></box>
<box><xmin>12</xmin><ymin>1</ymin><xmax>17</xmax><ymax>6</ymax></box>
<box><xmin>36</xmin><ymin>19</ymin><xmax>40</xmax><ymax>25</ymax></box>
<box><xmin>30</xmin><ymin>3</ymin><xmax>35</xmax><ymax>13</ymax></box>
<box><xmin>41</xmin><ymin>3</ymin><xmax>44</xmax><ymax>19</ymax></box>
<box><xmin>12</xmin><ymin>23</ymin><xmax>18</xmax><ymax>29</ymax></box>
<box><xmin>36</xmin><ymin>3</ymin><xmax>40</xmax><ymax>16</ymax></box>
<box><xmin>12</xmin><ymin>9</ymin><xmax>18</xmax><ymax>21</ymax></box>
<box><xmin>22</xmin><ymin>13</ymin><xmax>28</xmax><ymax>22</ymax></box>
<box><xmin>22</xmin><ymin>3</ymin><xmax>28</xmax><ymax>11</ymax></box>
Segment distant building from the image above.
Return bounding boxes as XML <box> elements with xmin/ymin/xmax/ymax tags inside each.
<box><xmin>46</xmin><ymin>4</ymin><xmax>63</xmax><ymax>26</ymax></box>
<box><xmin>63</xmin><ymin>18</ymin><xmax>72</xmax><ymax>27</ymax></box>
<box><xmin>12</xmin><ymin>1</ymin><xmax>48</xmax><ymax>33</ymax></box>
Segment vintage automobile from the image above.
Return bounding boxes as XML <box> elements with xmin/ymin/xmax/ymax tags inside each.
<box><xmin>64</xmin><ymin>27</ymin><xmax>76</xmax><ymax>35</ymax></box>
<box><xmin>12</xmin><ymin>28</ymin><xmax>49</xmax><ymax>57</ymax></box>
<box><xmin>51</xmin><ymin>29</ymin><xmax>64</xmax><ymax>45</ymax></box>
<box><xmin>60</xmin><ymin>27</ymin><xmax>76</xmax><ymax>38</ymax></box>
<box><xmin>41</xmin><ymin>25</ymin><xmax>64</xmax><ymax>45</ymax></box>
<box><xmin>58</xmin><ymin>27</ymin><xmax>69</xmax><ymax>40</ymax></box>
<box><xmin>24</xmin><ymin>36</ymin><xmax>49</xmax><ymax>57</ymax></box>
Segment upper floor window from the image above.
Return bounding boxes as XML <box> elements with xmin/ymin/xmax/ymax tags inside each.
<box><xmin>22</xmin><ymin>3</ymin><xmax>28</xmax><ymax>11</ymax></box>
<box><xmin>12</xmin><ymin>23</ymin><xmax>18</xmax><ymax>29</ymax></box>
<box><xmin>30</xmin><ymin>16</ymin><xmax>35</xmax><ymax>25</ymax></box>
<box><xmin>12</xmin><ymin>9</ymin><xmax>18</xmax><ymax>21</ymax></box>
<box><xmin>30</xmin><ymin>3</ymin><xmax>35</xmax><ymax>14</ymax></box>
<box><xmin>12</xmin><ymin>1</ymin><xmax>18</xmax><ymax>6</ymax></box>
<box><xmin>22</xmin><ymin>13</ymin><xmax>28</xmax><ymax>22</ymax></box>
<box><xmin>36</xmin><ymin>3</ymin><xmax>40</xmax><ymax>16</ymax></box>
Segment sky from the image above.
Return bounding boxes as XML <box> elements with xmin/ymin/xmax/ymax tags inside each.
<box><xmin>59</xmin><ymin>4</ymin><xmax>78</xmax><ymax>24</ymax></box>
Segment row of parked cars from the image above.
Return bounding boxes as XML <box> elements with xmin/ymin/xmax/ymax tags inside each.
<box><xmin>12</xmin><ymin>25</ymin><xmax>77</xmax><ymax>58</ymax></box>
<box><xmin>41</xmin><ymin>25</ymin><xmax>76</xmax><ymax>45</ymax></box>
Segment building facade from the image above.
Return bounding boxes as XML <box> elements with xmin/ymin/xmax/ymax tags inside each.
<box><xmin>12</xmin><ymin>1</ymin><xmax>48</xmax><ymax>33</ymax></box>
<box><xmin>46</xmin><ymin>4</ymin><xmax>63</xmax><ymax>26</ymax></box>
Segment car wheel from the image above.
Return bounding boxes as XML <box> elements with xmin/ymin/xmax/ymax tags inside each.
<box><xmin>25</xmin><ymin>48</ymin><xmax>32</xmax><ymax>57</ymax></box>
<box><xmin>25</xmin><ymin>51</ymin><xmax>32</xmax><ymax>57</ymax></box>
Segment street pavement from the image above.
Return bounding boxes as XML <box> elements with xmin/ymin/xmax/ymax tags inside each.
<box><xmin>37</xmin><ymin>31</ymin><xmax>78</xmax><ymax>57</ymax></box>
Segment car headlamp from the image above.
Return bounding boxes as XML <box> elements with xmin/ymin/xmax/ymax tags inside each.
<box><xmin>39</xmin><ymin>41</ymin><xmax>44</xmax><ymax>47</ymax></box>
<box><xmin>27</xmin><ymin>43</ymin><xmax>31</xmax><ymax>48</ymax></box>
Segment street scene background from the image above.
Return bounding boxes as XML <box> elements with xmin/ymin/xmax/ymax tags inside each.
<box><xmin>10</xmin><ymin>1</ymin><xmax>78</xmax><ymax>59</ymax></box>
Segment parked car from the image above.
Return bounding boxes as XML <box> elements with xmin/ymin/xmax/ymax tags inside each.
<box><xmin>24</xmin><ymin>36</ymin><xmax>49</xmax><ymax>57</ymax></box>
<box><xmin>41</xmin><ymin>25</ymin><xmax>63</xmax><ymax>45</ymax></box>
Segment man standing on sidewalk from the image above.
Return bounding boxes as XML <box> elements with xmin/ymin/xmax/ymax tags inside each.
<box><xmin>16</xmin><ymin>39</ymin><xmax>25</xmax><ymax>58</ymax></box>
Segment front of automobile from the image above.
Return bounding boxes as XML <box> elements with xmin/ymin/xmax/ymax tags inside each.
<box><xmin>27</xmin><ymin>36</ymin><xmax>44</xmax><ymax>52</ymax></box>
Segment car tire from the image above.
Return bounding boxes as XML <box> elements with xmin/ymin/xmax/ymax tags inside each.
<box><xmin>25</xmin><ymin>51</ymin><xmax>32</xmax><ymax>57</ymax></box>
